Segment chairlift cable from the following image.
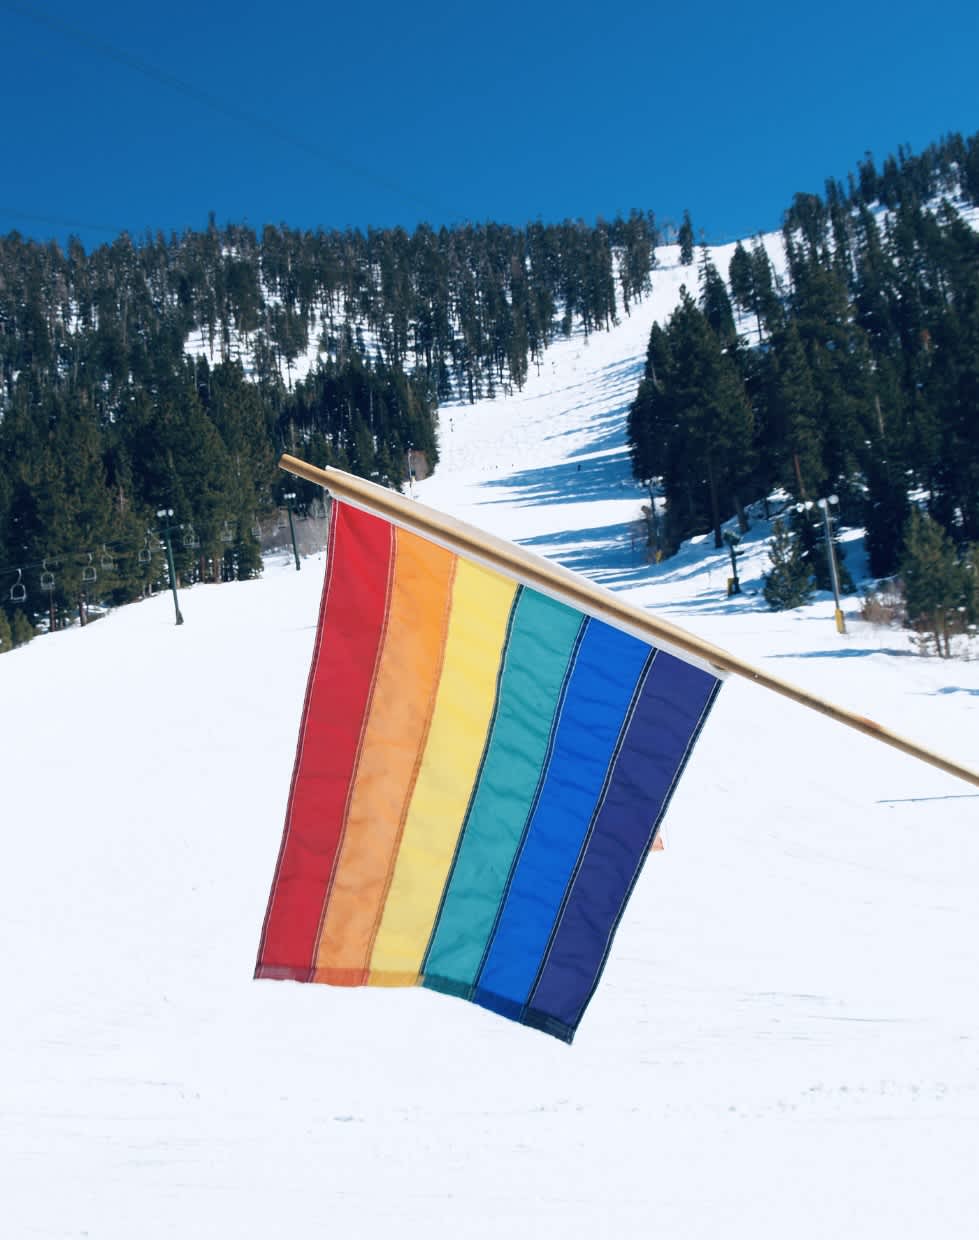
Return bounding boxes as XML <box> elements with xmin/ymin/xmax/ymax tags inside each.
<box><xmin>0</xmin><ymin>515</ymin><xmax>269</xmax><ymax>580</ymax></box>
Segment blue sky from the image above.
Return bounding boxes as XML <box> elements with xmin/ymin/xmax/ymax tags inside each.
<box><xmin>2</xmin><ymin>0</ymin><xmax>977</xmax><ymax>250</ymax></box>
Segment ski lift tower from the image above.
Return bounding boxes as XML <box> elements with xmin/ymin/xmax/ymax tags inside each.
<box><xmin>283</xmin><ymin>492</ymin><xmax>301</xmax><ymax>571</ymax></box>
<box><xmin>817</xmin><ymin>495</ymin><xmax>846</xmax><ymax>634</ymax></box>
<box><xmin>796</xmin><ymin>497</ymin><xmax>846</xmax><ymax>634</ymax></box>
<box><xmin>156</xmin><ymin>508</ymin><xmax>184</xmax><ymax>626</ymax></box>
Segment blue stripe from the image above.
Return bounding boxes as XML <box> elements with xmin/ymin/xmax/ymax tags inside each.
<box><xmin>528</xmin><ymin>651</ymin><xmax>720</xmax><ymax>1036</ymax></box>
<box><xmin>472</xmin><ymin>619</ymin><xmax>651</xmax><ymax>1015</ymax></box>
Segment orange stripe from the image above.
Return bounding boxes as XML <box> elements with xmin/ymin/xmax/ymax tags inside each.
<box><xmin>312</xmin><ymin>526</ymin><xmax>455</xmax><ymax>985</ymax></box>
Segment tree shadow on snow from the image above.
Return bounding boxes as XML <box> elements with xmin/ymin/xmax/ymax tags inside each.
<box><xmin>478</xmin><ymin>452</ymin><xmax>642</xmax><ymax>508</ymax></box>
<box><xmin>769</xmin><ymin>646</ymin><xmax>914</xmax><ymax>659</ymax></box>
<box><xmin>519</xmin><ymin>524</ymin><xmax>644</xmax><ymax>579</ymax></box>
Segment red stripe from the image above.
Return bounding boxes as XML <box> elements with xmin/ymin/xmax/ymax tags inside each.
<box><xmin>256</xmin><ymin>502</ymin><xmax>393</xmax><ymax>977</ymax></box>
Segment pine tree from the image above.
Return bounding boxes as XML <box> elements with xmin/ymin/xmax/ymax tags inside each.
<box><xmin>628</xmin><ymin>324</ymin><xmax>672</xmax><ymax>495</ymax></box>
<box><xmin>728</xmin><ymin>242</ymin><xmax>755</xmax><ymax>339</ymax></box>
<box><xmin>0</xmin><ymin>610</ymin><xmax>13</xmax><ymax>653</ymax></box>
<box><xmin>678</xmin><ymin>211</ymin><xmax>694</xmax><ymax>266</ymax></box>
<box><xmin>791</xmin><ymin>258</ymin><xmax>874</xmax><ymax>490</ymax></box>
<box><xmin>11</xmin><ymin>610</ymin><xmax>35</xmax><ymax>647</ymax></box>
<box><xmin>749</xmin><ymin>241</ymin><xmax>781</xmax><ymax>336</ymax></box>
<box><xmin>863</xmin><ymin>452</ymin><xmax>910</xmax><ymax>578</ymax></box>
<box><xmin>227</xmin><ymin>520</ymin><xmax>263</xmax><ymax>581</ymax></box>
<box><xmin>768</xmin><ymin>321</ymin><xmax>823</xmax><ymax>496</ymax></box>
<box><xmin>964</xmin><ymin>543</ymin><xmax>979</xmax><ymax>629</ymax></box>
<box><xmin>699</xmin><ymin>249</ymin><xmax>736</xmax><ymax>345</ymax></box>
<box><xmin>763</xmin><ymin>518</ymin><xmax>814</xmax><ymax>610</ymax></box>
<box><xmin>900</xmin><ymin>510</ymin><xmax>969</xmax><ymax>656</ymax></box>
<box><xmin>655</xmin><ymin>293</ymin><xmax>754</xmax><ymax>550</ymax></box>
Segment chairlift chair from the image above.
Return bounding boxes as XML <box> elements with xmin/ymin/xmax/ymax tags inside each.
<box><xmin>138</xmin><ymin>534</ymin><xmax>153</xmax><ymax>566</ymax></box>
<box><xmin>81</xmin><ymin>553</ymin><xmax>98</xmax><ymax>587</ymax></box>
<box><xmin>100</xmin><ymin>544</ymin><xmax>115</xmax><ymax>572</ymax></box>
<box><xmin>182</xmin><ymin>525</ymin><xmax>200</xmax><ymax>550</ymax></box>
<box><xmin>220</xmin><ymin>520</ymin><xmax>235</xmax><ymax>544</ymax></box>
<box><xmin>40</xmin><ymin>563</ymin><xmax>56</xmax><ymax>591</ymax></box>
<box><xmin>10</xmin><ymin>569</ymin><xmax>26</xmax><ymax>604</ymax></box>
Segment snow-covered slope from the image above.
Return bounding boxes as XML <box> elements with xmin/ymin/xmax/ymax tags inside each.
<box><xmin>5</xmin><ymin>248</ymin><xmax>979</xmax><ymax>1240</ymax></box>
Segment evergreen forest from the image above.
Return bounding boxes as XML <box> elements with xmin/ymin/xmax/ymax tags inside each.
<box><xmin>0</xmin><ymin>210</ymin><xmax>656</xmax><ymax>632</ymax></box>
<box><xmin>2</xmin><ymin>127</ymin><xmax>979</xmax><ymax>649</ymax></box>
<box><xmin>628</xmin><ymin>131</ymin><xmax>979</xmax><ymax>633</ymax></box>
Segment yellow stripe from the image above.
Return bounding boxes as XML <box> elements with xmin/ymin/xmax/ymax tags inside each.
<box><xmin>368</xmin><ymin>558</ymin><xmax>517</xmax><ymax>982</ymax></box>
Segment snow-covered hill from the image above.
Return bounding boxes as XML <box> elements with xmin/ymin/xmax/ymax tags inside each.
<box><xmin>4</xmin><ymin>247</ymin><xmax>979</xmax><ymax>1239</ymax></box>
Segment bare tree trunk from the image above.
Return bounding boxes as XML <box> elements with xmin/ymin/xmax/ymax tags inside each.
<box><xmin>793</xmin><ymin>452</ymin><xmax>807</xmax><ymax>500</ymax></box>
<box><xmin>707</xmin><ymin>454</ymin><xmax>722</xmax><ymax>549</ymax></box>
<box><xmin>734</xmin><ymin>494</ymin><xmax>749</xmax><ymax>534</ymax></box>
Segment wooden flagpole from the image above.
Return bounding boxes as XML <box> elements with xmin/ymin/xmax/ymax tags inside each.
<box><xmin>279</xmin><ymin>454</ymin><xmax>979</xmax><ymax>790</ymax></box>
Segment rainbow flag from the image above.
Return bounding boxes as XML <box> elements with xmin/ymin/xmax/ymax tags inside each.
<box><xmin>256</xmin><ymin>500</ymin><xmax>720</xmax><ymax>1042</ymax></box>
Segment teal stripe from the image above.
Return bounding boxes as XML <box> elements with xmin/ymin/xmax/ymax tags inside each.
<box><xmin>422</xmin><ymin>588</ymin><xmax>584</xmax><ymax>993</ymax></box>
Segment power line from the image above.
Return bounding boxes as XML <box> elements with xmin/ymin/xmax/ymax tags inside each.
<box><xmin>2</xmin><ymin>1</ymin><xmax>463</xmax><ymax>225</ymax></box>
<box><xmin>0</xmin><ymin>509</ymin><xmax>295</xmax><ymax>581</ymax></box>
<box><xmin>0</xmin><ymin>205</ymin><xmax>127</xmax><ymax>237</ymax></box>
<box><xmin>0</xmin><ymin>536</ymin><xmax>155</xmax><ymax>580</ymax></box>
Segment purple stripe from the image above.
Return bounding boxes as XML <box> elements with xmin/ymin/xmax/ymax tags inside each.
<box><xmin>527</xmin><ymin>651</ymin><xmax>719</xmax><ymax>1036</ymax></box>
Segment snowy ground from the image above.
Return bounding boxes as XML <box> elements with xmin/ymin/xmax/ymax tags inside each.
<box><xmin>5</xmin><ymin>251</ymin><xmax>979</xmax><ymax>1238</ymax></box>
